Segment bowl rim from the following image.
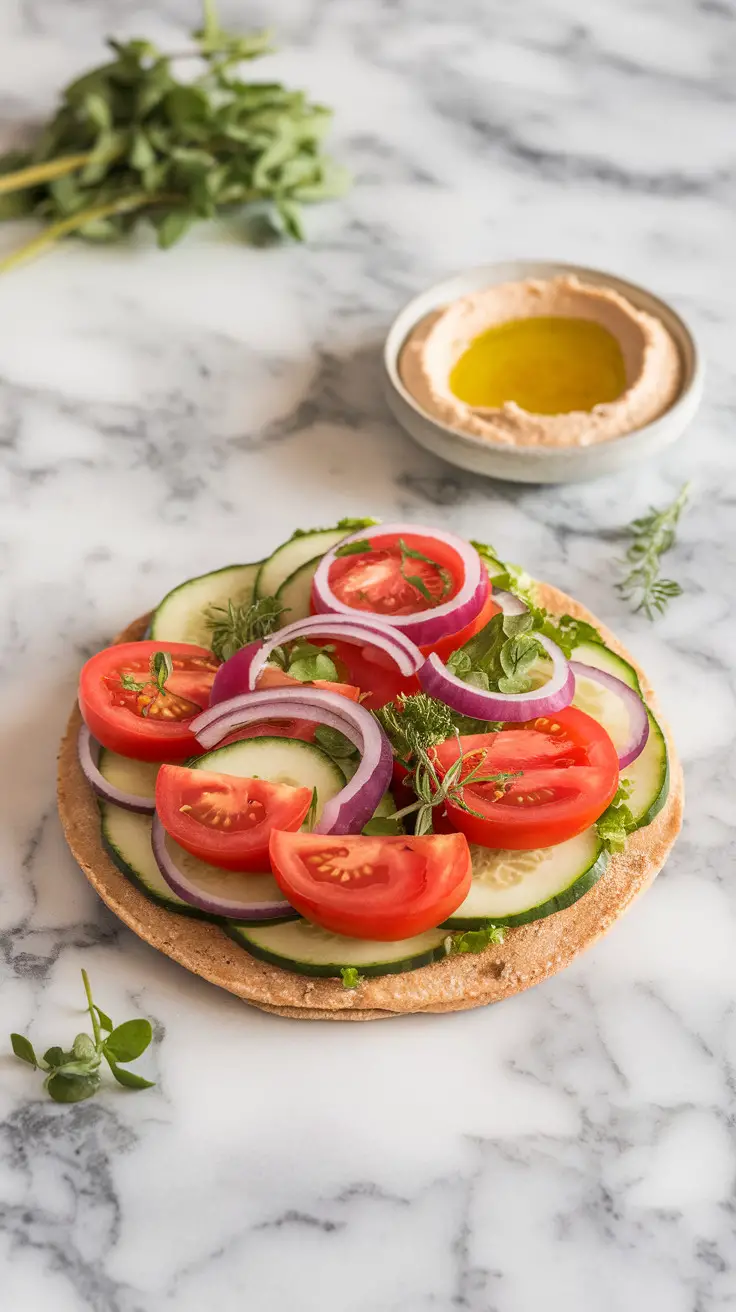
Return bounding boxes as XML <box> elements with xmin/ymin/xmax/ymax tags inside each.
<box><xmin>383</xmin><ymin>258</ymin><xmax>704</xmax><ymax>462</ymax></box>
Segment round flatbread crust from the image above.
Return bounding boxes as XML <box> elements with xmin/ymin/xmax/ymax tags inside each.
<box><xmin>58</xmin><ymin>585</ymin><xmax>683</xmax><ymax>1020</ymax></box>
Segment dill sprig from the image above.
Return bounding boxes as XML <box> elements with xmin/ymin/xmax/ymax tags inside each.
<box><xmin>206</xmin><ymin>594</ymin><xmax>286</xmax><ymax>662</ymax></box>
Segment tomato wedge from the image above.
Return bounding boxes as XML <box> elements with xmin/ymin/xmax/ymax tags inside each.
<box><xmin>268</xmin><ymin>831</ymin><xmax>471</xmax><ymax>940</ymax></box>
<box><xmin>79</xmin><ymin>641</ymin><xmax>218</xmax><ymax>762</ymax></box>
<box><xmin>156</xmin><ymin>767</ymin><xmax>312</xmax><ymax>870</ymax></box>
<box><xmin>433</xmin><ymin>707</ymin><xmax>620</xmax><ymax>850</ymax></box>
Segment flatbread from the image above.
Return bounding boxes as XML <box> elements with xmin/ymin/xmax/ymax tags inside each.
<box><xmin>57</xmin><ymin>585</ymin><xmax>683</xmax><ymax>1020</ymax></box>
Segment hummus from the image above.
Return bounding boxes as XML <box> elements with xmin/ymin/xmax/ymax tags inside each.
<box><xmin>398</xmin><ymin>275</ymin><xmax>683</xmax><ymax>447</ymax></box>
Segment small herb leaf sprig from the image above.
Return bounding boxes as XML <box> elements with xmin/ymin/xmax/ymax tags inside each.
<box><xmin>617</xmin><ymin>482</ymin><xmax>690</xmax><ymax>620</ymax></box>
<box><xmin>0</xmin><ymin>1</ymin><xmax>349</xmax><ymax>274</ymax></box>
<box><xmin>206</xmin><ymin>594</ymin><xmax>286</xmax><ymax>662</ymax></box>
<box><xmin>446</xmin><ymin>610</ymin><xmax>545</xmax><ymax>696</ymax></box>
<box><xmin>374</xmin><ymin>694</ymin><xmax>517</xmax><ymax>835</ymax></box>
<box><xmin>10</xmin><ymin>970</ymin><xmax>154</xmax><ymax>1103</ymax></box>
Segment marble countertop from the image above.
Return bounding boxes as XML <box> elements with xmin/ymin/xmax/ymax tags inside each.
<box><xmin>1</xmin><ymin>1</ymin><xmax>734</xmax><ymax>1308</ymax></box>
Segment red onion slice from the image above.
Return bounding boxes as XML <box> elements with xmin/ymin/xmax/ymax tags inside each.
<box><xmin>191</xmin><ymin>687</ymin><xmax>393</xmax><ymax>835</ymax></box>
<box><xmin>78</xmin><ymin>725</ymin><xmax>155</xmax><ymax>814</ymax></box>
<box><xmin>210</xmin><ymin>641</ymin><xmax>262</xmax><ymax>707</ymax></box>
<box><xmin>151</xmin><ymin>815</ymin><xmax>296</xmax><ymax>919</ymax></box>
<box><xmin>419</xmin><ymin>635</ymin><xmax>574</xmax><ymax>722</ymax></box>
<box><xmin>492</xmin><ymin>588</ymin><xmax>529</xmax><ymax>617</ymax></box>
<box><xmin>311</xmin><ymin>522</ymin><xmax>487</xmax><ymax>646</ymax></box>
<box><xmin>570</xmin><ymin>661</ymin><xmax>650</xmax><ymax>768</ymax></box>
<box><xmin>247</xmin><ymin>614</ymin><xmax>424</xmax><ymax>689</ymax></box>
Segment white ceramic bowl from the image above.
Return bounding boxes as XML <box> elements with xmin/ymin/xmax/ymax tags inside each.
<box><xmin>383</xmin><ymin>259</ymin><xmax>703</xmax><ymax>484</ymax></box>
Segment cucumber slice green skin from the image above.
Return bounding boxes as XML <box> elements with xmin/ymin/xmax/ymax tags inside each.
<box><xmin>275</xmin><ymin>555</ymin><xmax>322</xmax><ymax>623</ymax></box>
<box><xmin>255</xmin><ymin>527</ymin><xmax>354</xmax><ymax>600</ymax></box>
<box><xmin>150</xmin><ymin>562</ymin><xmax>261</xmax><ymax>646</ymax></box>
<box><xmin>626</xmin><ymin>709</ymin><xmax>669</xmax><ymax>829</ymax></box>
<box><xmin>226</xmin><ymin>920</ymin><xmax>449</xmax><ymax>978</ymax></box>
<box><xmin>571</xmin><ymin>640</ymin><xmax>642</xmax><ymax>694</ymax></box>
<box><xmin>101</xmin><ymin>803</ymin><xmax>220</xmax><ymax>921</ymax></box>
<box><xmin>443</xmin><ymin>848</ymin><xmax>609</xmax><ymax>929</ymax></box>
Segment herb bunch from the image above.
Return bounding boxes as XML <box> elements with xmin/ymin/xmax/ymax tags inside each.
<box><xmin>10</xmin><ymin>970</ymin><xmax>154</xmax><ymax>1103</ymax></box>
<box><xmin>617</xmin><ymin>483</ymin><xmax>690</xmax><ymax>620</ymax></box>
<box><xmin>0</xmin><ymin>0</ymin><xmax>348</xmax><ymax>274</ymax></box>
<box><xmin>446</xmin><ymin>609</ymin><xmax>545</xmax><ymax>696</ymax></box>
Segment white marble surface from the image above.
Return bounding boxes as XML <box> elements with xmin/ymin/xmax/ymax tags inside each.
<box><xmin>1</xmin><ymin>1</ymin><xmax>734</xmax><ymax>1308</ymax></box>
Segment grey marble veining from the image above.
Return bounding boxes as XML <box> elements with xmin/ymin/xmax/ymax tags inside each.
<box><xmin>1</xmin><ymin>1</ymin><xmax>735</xmax><ymax>1308</ymax></box>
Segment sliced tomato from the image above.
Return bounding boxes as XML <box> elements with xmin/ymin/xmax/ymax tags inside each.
<box><xmin>79</xmin><ymin>641</ymin><xmax>218</xmax><ymax>762</ymax></box>
<box><xmin>326</xmin><ymin>531</ymin><xmax>465</xmax><ymax>617</ymax></box>
<box><xmin>255</xmin><ymin>664</ymin><xmax>361</xmax><ymax>701</ymax></box>
<box><xmin>329</xmin><ymin>639</ymin><xmax>419</xmax><ymax>710</ymax></box>
<box><xmin>268</xmin><ymin>831</ymin><xmax>471</xmax><ymax>940</ymax></box>
<box><xmin>156</xmin><ymin>767</ymin><xmax>312</xmax><ymax>870</ymax></box>
<box><xmin>433</xmin><ymin>707</ymin><xmax>619</xmax><ymax>850</ymax></box>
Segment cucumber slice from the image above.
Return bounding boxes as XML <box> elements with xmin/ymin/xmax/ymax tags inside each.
<box><xmin>623</xmin><ymin>708</ymin><xmax>669</xmax><ymax>828</ymax></box>
<box><xmin>227</xmin><ymin>918</ymin><xmax>449</xmax><ymax>977</ymax></box>
<box><xmin>98</xmin><ymin>748</ymin><xmax>159</xmax><ymax>802</ymax></box>
<box><xmin>150</xmin><ymin>562</ymin><xmax>261</xmax><ymax>646</ymax></box>
<box><xmin>572</xmin><ymin>668</ymin><xmax>636</xmax><ymax>758</ymax></box>
<box><xmin>444</xmin><ymin>827</ymin><xmax>608</xmax><ymax>928</ymax></box>
<box><xmin>570</xmin><ymin>640</ymin><xmax>641</xmax><ymax>693</ymax></box>
<box><xmin>189</xmin><ymin>736</ymin><xmax>346</xmax><ymax>827</ymax></box>
<box><xmin>101</xmin><ymin>804</ymin><xmax>293</xmax><ymax>924</ymax></box>
<box><xmin>275</xmin><ymin>555</ymin><xmax>322</xmax><ymax>623</ymax></box>
<box><xmin>255</xmin><ymin>520</ymin><xmax>376</xmax><ymax>599</ymax></box>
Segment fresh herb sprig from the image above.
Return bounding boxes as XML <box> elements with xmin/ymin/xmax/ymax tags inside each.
<box><xmin>0</xmin><ymin>1</ymin><xmax>349</xmax><ymax>274</ymax></box>
<box><xmin>374</xmin><ymin>694</ymin><xmax>516</xmax><ymax>835</ymax></box>
<box><xmin>119</xmin><ymin>648</ymin><xmax>173</xmax><ymax>701</ymax></box>
<box><xmin>596</xmin><ymin>779</ymin><xmax>635</xmax><ymax>854</ymax></box>
<box><xmin>10</xmin><ymin>970</ymin><xmax>154</xmax><ymax>1103</ymax></box>
<box><xmin>446</xmin><ymin>924</ymin><xmax>506</xmax><ymax>955</ymax></box>
<box><xmin>617</xmin><ymin>483</ymin><xmax>690</xmax><ymax>620</ymax></box>
<box><xmin>206</xmin><ymin>594</ymin><xmax>286</xmax><ymax>662</ymax></box>
<box><xmin>340</xmin><ymin>967</ymin><xmax>363</xmax><ymax>989</ymax></box>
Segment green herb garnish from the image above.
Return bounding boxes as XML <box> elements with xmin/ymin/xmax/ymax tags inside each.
<box><xmin>314</xmin><ymin>725</ymin><xmax>359</xmax><ymax>762</ymax></box>
<box><xmin>152</xmin><ymin>649</ymin><xmax>173</xmax><ymax>694</ymax></box>
<box><xmin>0</xmin><ymin>1</ymin><xmax>349</xmax><ymax>275</ymax></box>
<box><xmin>334</xmin><ymin>539</ymin><xmax>373</xmax><ymax>557</ymax></box>
<box><xmin>447</xmin><ymin>609</ymin><xmax>545</xmax><ymax>696</ymax></box>
<box><xmin>120</xmin><ymin>671</ymin><xmax>147</xmax><ymax>692</ymax></box>
<box><xmin>375</xmin><ymin>694</ymin><xmax>516</xmax><ymax>836</ymax></box>
<box><xmin>286</xmin><ymin>641</ymin><xmax>339</xmax><ymax>684</ymax></box>
<box><xmin>446</xmin><ymin>924</ymin><xmax>506</xmax><ymax>955</ymax></box>
<box><xmin>340</xmin><ymin>967</ymin><xmax>363</xmax><ymax>990</ymax></box>
<box><xmin>596</xmin><ymin>779</ymin><xmax>635</xmax><ymax>854</ymax></box>
<box><xmin>10</xmin><ymin>970</ymin><xmax>154</xmax><ymax>1103</ymax></box>
<box><xmin>617</xmin><ymin>483</ymin><xmax>690</xmax><ymax>619</ymax></box>
<box><xmin>207</xmin><ymin>594</ymin><xmax>286</xmax><ymax>662</ymax></box>
<box><xmin>397</xmin><ymin>538</ymin><xmax>451</xmax><ymax>605</ymax></box>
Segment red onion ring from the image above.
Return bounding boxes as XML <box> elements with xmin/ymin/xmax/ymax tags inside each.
<box><xmin>210</xmin><ymin>641</ymin><xmax>262</xmax><ymax>706</ymax></box>
<box><xmin>419</xmin><ymin>635</ymin><xmax>574</xmax><ymax>722</ymax></box>
<box><xmin>247</xmin><ymin>614</ymin><xmax>423</xmax><ymax>689</ymax></box>
<box><xmin>191</xmin><ymin>687</ymin><xmax>393</xmax><ymax>835</ymax></box>
<box><xmin>78</xmin><ymin>725</ymin><xmax>155</xmax><ymax>814</ymax></box>
<box><xmin>570</xmin><ymin>661</ymin><xmax>650</xmax><ymax>768</ymax></box>
<box><xmin>151</xmin><ymin>815</ymin><xmax>296</xmax><ymax>920</ymax></box>
<box><xmin>311</xmin><ymin>522</ymin><xmax>487</xmax><ymax>646</ymax></box>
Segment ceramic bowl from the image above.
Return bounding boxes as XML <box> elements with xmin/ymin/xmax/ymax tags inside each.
<box><xmin>383</xmin><ymin>259</ymin><xmax>703</xmax><ymax>484</ymax></box>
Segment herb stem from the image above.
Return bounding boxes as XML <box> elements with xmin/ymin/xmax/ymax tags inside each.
<box><xmin>0</xmin><ymin>191</ymin><xmax>170</xmax><ymax>275</ymax></box>
<box><xmin>81</xmin><ymin>969</ymin><xmax>100</xmax><ymax>1049</ymax></box>
<box><xmin>0</xmin><ymin>152</ymin><xmax>92</xmax><ymax>195</ymax></box>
